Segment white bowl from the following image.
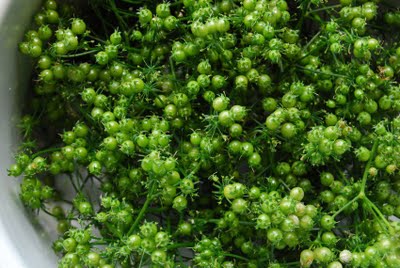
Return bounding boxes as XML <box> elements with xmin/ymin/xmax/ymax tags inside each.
<box><xmin>0</xmin><ymin>1</ymin><xmax>57</xmax><ymax>267</ymax></box>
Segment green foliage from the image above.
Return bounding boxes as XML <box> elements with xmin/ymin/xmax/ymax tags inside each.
<box><xmin>9</xmin><ymin>0</ymin><xmax>400</xmax><ymax>267</ymax></box>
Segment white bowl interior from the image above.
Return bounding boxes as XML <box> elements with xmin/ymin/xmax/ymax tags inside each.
<box><xmin>0</xmin><ymin>0</ymin><xmax>58</xmax><ymax>267</ymax></box>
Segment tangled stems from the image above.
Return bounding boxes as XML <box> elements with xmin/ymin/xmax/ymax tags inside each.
<box><xmin>364</xmin><ymin>198</ymin><xmax>395</xmax><ymax>235</ymax></box>
<box><xmin>106</xmin><ymin>0</ymin><xmax>128</xmax><ymax>33</ymax></box>
<box><xmin>332</xmin><ymin>139</ymin><xmax>394</xmax><ymax>234</ymax></box>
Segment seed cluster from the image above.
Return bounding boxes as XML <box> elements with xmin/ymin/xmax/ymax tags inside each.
<box><xmin>9</xmin><ymin>0</ymin><xmax>400</xmax><ymax>267</ymax></box>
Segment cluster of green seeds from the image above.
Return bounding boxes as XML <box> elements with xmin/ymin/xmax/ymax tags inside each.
<box><xmin>9</xmin><ymin>0</ymin><xmax>400</xmax><ymax>267</ymax></box>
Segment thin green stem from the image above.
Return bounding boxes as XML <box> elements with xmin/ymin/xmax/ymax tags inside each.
<box><xmin>32</xmin><ymin>147</ymin><xmax>61</xmax><ymax>158</ymax></box>
<box><xmin>296</xmin><ymin>0</ymin><xmax>311</xmax><ymax>31</ymax></box>
<box><xmin>169</xmin><ymin>57</ymin><xmax>176</xmax><ymax>80</ymax></box>
<box><xmin>79</xmin><ymin>174</ymin><xmax>92</xmax><ymax>191</ymax></box>
<box><xmin>58</xmin><ymin>49</ymin><xmax>100</xmax><ymax>58</ymax></box>
<box><xmin>140</xmin><ymin>207</ymin><xmax>169</xmax><ymax>214</ymax></box>
<box><xmin>87</xmin><ymin>34</ymin><xmax>107</xmax><ymax>44</ymax></box>
<box><xmin>121</xmin><ymin>0</ymin><xmax>144</xmax><ymax>4</ymax></box>
<box><xmin>308</xmin><ymin>4</ymin><xmax>341</xmax><ymax>14</ymax></box>
<box><xmin>303</xmin><ymin>30</ymin><xmax>321</xmax><ymax>52</ymax></box>
<box><xmin>223</xmin><ymin>253</ymin><xmax>250</xmax><ymax>262</ymax></box>
<box><xmin>332</xmin><ymin>195</ymin><xmax>359</xmax><ymax>218</ymax></box>
<box><xmin>166</xmin><ymin>242</ymin><xmax>194</xmax><ymax>250</ymax></box>
<box><xmin>68</xmin><ymin>173</ymin><xmax>80</xmax><ymax>193</ymax></box>
<box><xmin>364</xmin><ymin>197</ymin><xmax>395</xmax><ymax>234</ymax></box>
<box><xmin>334</xmin><ymin>162</ymin><xmax>350</xmax><ymax>184</ymax></box>
<box><xmin>285</xmin><ymin>261</ymin><xmax>301</xmax><ymax>267</ymax></box>
<box><xmin>127</xmin><ymin>180</ymin><xmax>157</xmax><ymax>235</ymax></box>
<box><xmin>360</xmin><ymin>139</ymin><xmax>378</xmax><ymax>193</ymax></box>
<box><xmin>41</xmin><ymin>207</ymin><xmax>59</xmax><ymax>218</ymax></box>
<box><xmin>138</xmin><ymin>249</ymin><xmax>146</xmax><ymax>268</ymax></box>
<box><xmin>181</xmin><ymin>160</ymin><xmax>203</xmax><ymax>179</ymax></box>
<box><xmin>197</xmin><ymin>218</ymin><xmax>254</xmax><ymax>226</ymax></box>
<box><xmin>331</xmin><ymin>139</ymin><xmax>383</xmax><ymax>227</ymax></box>
<box><xmin>167</xmin><ymin>213</ymin><xmax>172</xmax><ymax>234</ymax></box>
<box><xmin>279</xmin><ymin>179</ymin><xmax>291</xmax><ymax>191</ymax></box>
<box><xmin>89</xmin><ymin>241</ymin><xmax>108</xmax><ymax>245</ymax></box>
<box><xmin>90</xmin><ymin>236</ymin><xmax>113</xmax><ymax>242</ymax></box>
<box><xmin>61</xmin><ymin>199</ymin><xmax>73</xmax><ymax>205</ymax></box>
<box><xmin>295</xmin><ymin>65</ymin><xmax>349</xmax><ymax>78</ymax></box>
<box><xmin>108</xmin><ymin>0</ymin><xmax>128</xmax><ymax>33</ymax></box>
